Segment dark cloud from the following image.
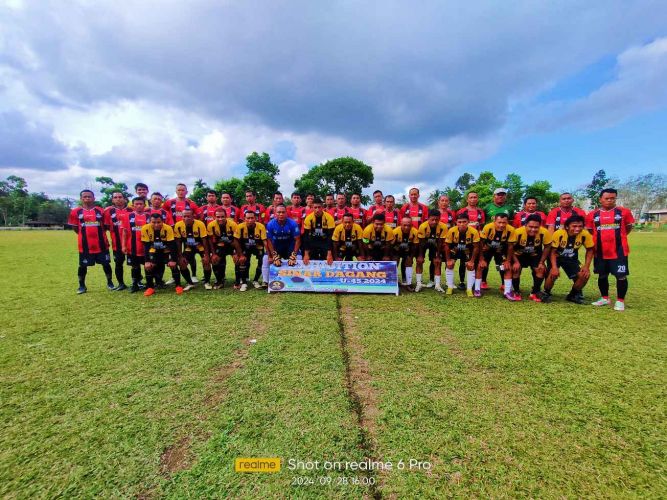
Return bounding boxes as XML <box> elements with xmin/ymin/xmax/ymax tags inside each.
<box><xmin>0</xmin><ymin>111</ymin><xmax>68</xmax><ymax>170</ymax></box>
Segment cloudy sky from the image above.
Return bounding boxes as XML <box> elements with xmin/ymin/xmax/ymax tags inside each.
<box><xmin>1</xmin><ymin>0</ymin><xmax>666</xmax><ymax>199</ymax></box>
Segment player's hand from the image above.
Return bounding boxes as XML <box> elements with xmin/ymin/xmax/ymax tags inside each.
<box><xmin>416</xmin><ymin>256</ymin><xmax>425</xmax><ymax>264</ymax></box>
<box><xmin>478</xmin><ymin>259</ymin><xmax>487</xmax><ymax>270</ymax></box>
<box><xmin>447</xmin><ymin>259</ymin><xmax>454</xmax><ymax>268</ymax></box>
<box><xmin>202</xmin><ymin>256</ymin><xmax>210</xmax><ymax>267</ymax></box>
<box><xmin>550</xmin><ymin>266</ymin><xmax>560</xmax><ymax>278</ymax></box>
<box><xmin>144</xmin><ymin>262</ymin><xmax>154</xmax><ymax>271</ymax></box>
<box><xmin>167</xmin><ymin>260</ymin><xmax>177</xmax><ymax>269</ymax></box>
<box><xmin>302</xmin><ymin>255</ymin><xmax>310</xmax><ymax>265</ymax></box>
<box><xmin>466</xmin><ymin>261</ymin><xmax>475</xmax><ymax>271</ymax></box>
<box><xmin>512</xmin><ymin>261</ymin><xmax>521</xmax><ymax>273</ymax></box>
<box><xmin>211</xmin><ymin>254</ymin><xmax>220</xmax><ymax>265</ymax></box>
<box><xmin>580</xmin><ymin>267</ymin><xmax>590</xmax><ymax>279</ymax></box>
<box><xmin>288</xmin><ymin>252</ymin><xmax>297</xmax><ymax>266</ymax></box>
<box><xmin>179</xmin><ymin>257</ymin><xmax>188</xmax><ymax>268</ymax></box>
<box><xmin>326</xmin><ymin>254</ymin><xmax>333</xmax><ymax>265</ymax></box>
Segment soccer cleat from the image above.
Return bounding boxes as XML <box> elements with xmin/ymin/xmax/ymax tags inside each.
<box><xmin>425</xmin><ymin>281</ymin><xmax>434</xmax><ymax>288</ymax></box>
<box><xmin>414</xmin><ymin>283</ymin><xmax>423</xmax><ymax>292</ymax></box>
<box><xmin>539</xmin><ymin>291</ymin><xmax>552</xmax><ymax>303</ymax></box>
<box><xmin>204</xmin><ymin>282</ymin><xmax>213</xmax><ymax>290</ymax></box>
<box><xmin>175</xmin><ymin>286</ymin><xmax>184</xmax><ymax>295</ymax></box>
<box><xmin>137</xmin><ymin>283</ymin><xmax>146</xmax><ymax>290</ymax></box>
<box><xmin>233</xmin><ymin>284</ymin><xmax>241</xmax><ymax>290</ymax></box>
<box><xmin>514</xmin><ymin>293</ymin><xmax>523</xmax><ymax>301</ymax></box>
<box><xmin>566</xmin><ymin>292</ymin><xmax>585</xmax><ymax>305</ymax></box>
<box><xmin>457</xmin><ymin>282</ymin><xmax>466</xmax><ymax>290</ymax></box>
<box><xmin>504</xmin><ymin>291</ymin><xmax>520</xmax><ymax>301</ymax></box>
<box><xmin>466</xmin><ymin>289</ymin><xmax>474</xmax><ymax>298</ymax></box>
<box><xmin>191</xmin><ymin>276</ymin><xmax>199</xmax><ymax>283</ymax></box>
<box><xmin>156</xmin><ymin>281</ymin><xmax>167</xmax><ymax>290</ymax></box>
<box><xmin>481</xmin><ymin>281</ymin><xmax>489</xmax><ymax>290</ymax></box>
<box><xmin>107</xmin><ymin>282</ymin><xmax>116</xmax><ymax>291</ymax></box>
<box><xmin>434</xmin><ymin>285</ymin><xmax>445</xmax><ymax>293</ymax></box>
<box><xmin>143</xmin><ymin>287</ymin><xmax>155</xmax><ymax>297</ymax></box>
<box><xmin>165</xmin><ymin>278</ymin><xmax>175</xmax><ymax>285</ymax></box>
<box><xmin>213</xmin><ymin>282</ymin><xmax>224</xmax><ymax>290</ymax></box>
<box><xmin>614</xmin><ymin>300</ymin><xmax>625</xmax><ymax>311</ymax></box>
<box><xmin>129</xmin><ymin>284</ymin><xmax>140</xmax><ymax>293</ymax></box>
<box><xmin>252</xmin><ymin>280</ymin><xmax>262</xmax><ymax>289</ymax></box>
<box><xmin>183</xmin><ymin>284</ymin><xmax>195</xmax><ymax>292</ymax></box>
<box><xmin>114</xmin><ymin>284</ymin><xmax>128</xmax><ymax>291</ymax></box>
<box><xmin>473</xmin><ymin>289</ymin><xmax>482</xmax><ymax>298</ymax></box>
<box><xmin>528</xmin><ymin>293</ymin><xmax>542</xmax><ymax>303</ymax></box>
<box><xmin>76</xmin><ymin>286</ymin><xmax>87</xmax><ymax>294</ymax></box>
<box><xmin>239</xmin><ymin>283</ymin><xmax>248</xmax><ymax>292</ymax></box>
<box><xmin>446</xmin><ymin>287</ymin><xmax>454</xmax><ymax>295</ymax></box>
<box><xmin>260</xmin><ymin>281</ymin><xmax>268</xmax><ymax>288</ymax></box>
<box><xmin>591</xmin><ymin>297</ymin><xmax>611</xmax><ymax>307</ymax></box>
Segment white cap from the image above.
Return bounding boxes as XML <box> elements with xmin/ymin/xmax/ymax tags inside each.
<box><xmin>493</xmin><ymin>188</ymin><xmax>508</xmax><ymax>195</ymax></box>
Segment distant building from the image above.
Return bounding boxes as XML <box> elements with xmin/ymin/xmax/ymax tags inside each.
<box><xmin>646</xmin><ymin>209</ymin><xmax>667</xmax><ymax>223</ymax></box>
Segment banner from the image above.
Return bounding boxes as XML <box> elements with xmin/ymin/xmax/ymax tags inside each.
<box><xmin>268</xmin><ymin>260</ymin><xmax>399</xmax><ymax>295</ymax></box>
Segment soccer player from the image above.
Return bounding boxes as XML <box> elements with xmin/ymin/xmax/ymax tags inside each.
<box><xmin>383</xmin><ymin>195</ymin><xmax>401</xmax><ymax>229</ymax></box>
<box><xmin>325</xmin><ymin>193</ymin><xmax>336</xmax><ymax>212</ymax></box>
<box><xmin>302</xmin><ymin>198</ymin><xmax>335</xmax><ymax>265</ymax></box>
<box><xmin>511</xmin><ymin>214</ymin><xmax>551</xmax><ymax>301</ymax></box>
<box><xmin>121</xmin><ymin>197</ymin><xmax>152</xmax><ymax>293</ymax></box>
<box><xmin>368</xmin><ymin>190</ymin><xmax>385</xmax><ymax>217</ymax></box>
<box><xmin>456</xmin><ymin>191</ymin><xmax>486</xmax><ymax>230</ymax></box>
<box><xmin>200</xmin><ymin>190</ymin><xmax>221</xmax><ymax>225</ymax></box>
<box><xmin>484</xmin><ymin>188</ymin><xmax>514</xmax><ymax>221</ymax></box>
<box><xmin>437</xmin><ymin>195</ymin><xmax>456</xmax><ymax>227</ymax></box>
<box><xmin>220</xmin><ymin>192</ymin><xmax>241</xmax><ymax>222</ymax></box>
<box><xmin>444</xmin><ymin>213</ymin><xmax>480</xmax><ymax>297</ymax></box>
<box><xmin>233</xmin><ymin>211</ymin><xmax>268</xmax><ymax>291</ymax></box>
<box><xmin>135</xmin><ymin>182</ymin><xmax>149</xmax><ymax>199</ymax></box>
<box><xmin>305</xmin><ymin>193</ymin><xmax>315</xmax><ymax>211</ymax></box>
<box><xmin>241</xmin><ymin>190</ymin><xmax>266</xmax><ymax>222</ymax></box>
<box><xmin>476</xmin><ymin>213</ymin><xmax>518</xmax><ymax>300</ymax></box>
<box><xmin>513</xmin><ymin>196</ymin><xmax>547</xmax><ymax>227</ymax></box>
<box><xmin>264</xmin><ymin>192</ymin><xmax>285</xmax><ymax>223</ymax></box>
<box><xmin>415</xmin><ymin>209</ymin><xmax>447</xmax><ymax>292</ymax></box>
<box><xmin>68</xmin><ymin>190</ymin><xmax>115</xmax><ymax>294</ymax></box>
<box><xmin>330</xmin><ymin>193</ymin><xmax>349</xmax><ymax>225</ymax></box>
<box><xmin>141</xmin><ymin>213</ymin><xmax>180</xmax><ymax>296</ymax></box>
<box><xmin>148</xmin><ymin>192</ymin><xmax>174</xmax><ymax>225</ymax></box>
<box><xmin>104</xmin><ymin>191</ymin><xmax>128</xmax><ymax>290</ymax></box>
<box><xmin>586</xmin><ymin>188</ymin><xmax>634</xmax><ymax>311</ymax></box>
<box><xmin>265</xmin><ymin>205</ymin><xmax>302</xmax><ymax>281</ymax></box>
<box><xmin>362</xmin><ymin>213</ymin><xmax>395</xmax><ymax>261</ymax></box>
<box><xmin>173</xmin><ymin>208</ymin><xmax>210</xmax><ymax>290</ymax></box>
<box><xmin>541</xmin><ymin>214</ymin><xmax>594</xmax><ymax>304</ymax></box>
<box><xmin>399</xmin><ymin>187</ymin><xmax>429</xmax><ymax>228</ymax></box>
<box><xmin>206</xmin><ymin>207</ymin><xmax>238</xmax><ymax>289</ymax></box>
<box><xmin>348</xmin><ymin>193</ymin><xmax>368</xmax><ymax>227</ymax></box>
<box><xmin>332</xmin><ymin>213</ymin><xmax>365</xmax><ymax>261</ymax></box>
<box><xmin>546</xmin><ymin>192</ymin><xmax>586</xmax><ymax>233</ymax></box>
<box><xmin>164</xmin><ymin>183</ymin><xmax>201</xmax><ymax>281</ymax></box>
<box><xmin>286</xmin><ymin>192</ymin><xmax>306</xmax><ymax>228</ymax></box>
<box><xmin>393</xmin><ymin>216</ymin><xmax>419</xmax><ymax>287</ymax></box>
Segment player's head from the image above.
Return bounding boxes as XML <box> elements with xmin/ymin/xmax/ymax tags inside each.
<box><xmin>428</xmin><ymin>209</ymin><xmax>441</xmax><ymax>226</ymax></box>
<box><xmin>150</xmin><ymin>212</ymin><xmax>164</xmax><ymax>230</ymax></box>
<box><xmin>245</xmin><ymin>190</ymin><xmax>256</xmax><ymax>203</ymax></box>
<box><xmin>336</xmin><ymin>193</ymin><xmax>346</xmax><ymax>207</ymax></box>
<box><xmin>273</xmin><ymin>191</ymin><xmax>284</xmax><ymax>205</ymax></box>
<box><xmin>275</xmin><ymin>204</ymin><xmax>287</xmax><ymax>222</ymax></box>
<box><xmin>409</xmin><ymin>187</ymin><xmax>420</xmax><ymax>203</ymax></box>
<box><xmin>372</xmin><ymin>212</ymin><xmax>386</xmax><ymax>230</ymax></box>
<box><xmin>111</xmin><ymin>191</ymin><xmax>126</xmax><ymax>207</ymax></box>
<box><xmin>342</xmin><ymin>213</ymin><xmax>354</xmax><ymax>230</ymax></box>
<box><xmin>175</xmin><ymin>183</ymin><xmax>188</xmax><ymax>198</ymax></box>
<box><xmin>438</xmin><ymin>194</ymin><xmax>450</xmax><ymax>209</ymax></box>
<box><xmin>467</xmin><ymin>191</ymin><xmax>478</xmax><ymax>206</ymax></box>
<box><xmin>132</xmin><ymin>196</ymin><xmax>146</xmax><ymax>211</ymax></box>
<box><xmin>313</xmin><ymin>198</ymin><xmax>324</xmax><ymax>216</ymax></box>
<box><xmin>244</xmin><ymin>210</ymin><xmax>257</xmax><ymax>225</ymax></box>
<box><xmin>221</xmin><ymin>192</ymin><xmax>232</xmax><ymax>205</ymax></box>
<box><xmin>456</xmin><ymin>212</ymin><xmax>469</xmax><ymax>230</ymax></box>
<box><xmin>559</xmin><ymin>192</ymin><xmax>574</xmax><ymax>208</ymax></box>
<box><xmin>206</xmin><ymin>190</ymin><xmax>218</xmax><ymax>204</ymax></box>
<box><xmin>325</xmin><ymin>193</ymin><xmax>335</xmax><ymax>207</ymax></box>
<box><xmin>80</xmin><ymin>189</ymin><xmax>95</xmax><ymax>204</ymax></box>
<box><xmin>290</xmin><ymin>192</ymin><xmax>301</xmax><ymax>205</ymax></box>
<box><xmin>214</xmin><ymin>207</ymin><xmax>227</xmax><ymax>224</ymax></box>
<box><xmin>524</xmin><ymin>196</ymin><xmax>538</xmax><ymax>212</ymax></box>
<box><xmin>564</xmin><ymin>214</ymin><xmax>585</xmax><ymax>234</ymax></box>
<box><xmin>373</xmin><ymin>190</ymin><xmax>383</xmax><ymax>205</ymax></box>
<box><xmin>525</xmin><ymin>214</ymin><xmax>542</xmax><ymax>236</ymax></box>
<box><xmin>351</xmin><ymin>193</ymin><xmax>361</xmax><ymax>206</ymax></box>
<box><xmin>400</xmin><ymin>216</ymin><xmax>412</xmax><ymax>232</ymax></box>
<box><xmin>493</xmin><ymin>213</ymin><xmax>509</xmax><ymax>231</ymax></box>
<box><xmin>182</xmin><ymin>207</ymin><xmax>194</xmax><ymax>223</ymax></box>
<box><xmin>134</xmin><ymin>183</ymin><xmax>149</xmax><ymax>197</ymax></box>
<box><xmin>599</xmin><ymin>188</ymin><xmax>618</xmax><ymax>209</ymax></box>
<box><xmin>305</xmin><ymin>193</ymin><xmax>314</xmax><ymax>206</ymax></box>
<box><xmin>384</xmin><ymin>194</ymin><xmax>395</xmax><ymax>210</ymax></box>
<box><xmin>493</xmin><ymin>188</ymin><xmax>507</xmax><ymax>204</ymax></box>
<box><xmin>150</xmin><ymin>192</ymin><xmax>163</xmax><ymax>208</ymax></box>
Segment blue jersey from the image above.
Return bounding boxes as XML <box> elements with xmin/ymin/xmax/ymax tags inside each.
<box><xmin>266</xmin><ymin>218</ymin><xmax>300</xmax><ymax>256</ymax></box>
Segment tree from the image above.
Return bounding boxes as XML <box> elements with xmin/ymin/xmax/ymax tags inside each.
<box><xmin>0</xmin><ymin>176</ymin><xmax>72</xmax><ymax>225</ymax></box>
<box><xmin>190</xmin><ymin>178</ymin><xmax>210</xmax><ymax>206</ymax></box>
<box><xmin>455</xmin><ymin>173</ymin><xmax>475</xmax><ymax>194</ymax></box>
<box><xmin>214</xmin><ymin>177</ymin><xmax>246</xmax><ymax>206</ymax></box>
<box><xmin>585</xmin><ymin>169</ymin><xmax>610</xmax><ymax>209</ymax></box>
<box><xmin>427</xmin><ymin>189</ymin><xmax>446</xmax><ymax>209</ymax></box>
<box><xmin>467</xmin><ymin>171</ymin><xmax>501</xmax><ymax>208</ymax></box>
<box><xmin>95</xmin><ymin>177</ymin><xmax>131</xmax><ymax>207</ymax></box>
<box><xmin>616</xmin><ymin>173</ymin><xmax>667</xmax><ymax>220</ymax></box>
<box><xmin>523</xmin><ymin>180</ymin><xmax>560</xmax><ymax>212</ymax></box>
<box><xmin>294</xmin><ymin>157</ymin><xmax>374</xmax><ymax>204</ymax></box>
<box><xmin>503</xmin><ymin>173</ymin><xmax>524</xmax><ymax>212</ymax></box>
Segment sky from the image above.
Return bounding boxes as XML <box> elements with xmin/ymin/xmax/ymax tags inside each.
<box><xmin>1</xmin><ymin>0</ymin><xmax>666</xmax><ymax>200</ymax></box>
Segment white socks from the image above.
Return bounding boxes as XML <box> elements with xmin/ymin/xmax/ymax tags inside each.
<box><xmin>504</xmin><ymin>278</ymin><xmax>513</xmax><ymax>292</ymax></box>
<box><xmin>445</xmin><ymin>268</ymin><xmax>455</xmax><ymax>288</ymax></box>
<box><xmin>466</xmin><ymin>270</ymin><xmax>475</xmax><ymax>290</ymax></box>
<box><xmin>475</xmin><ymin>278</ymin><xmax>482</xmax><ymax>291</ymax></box>
<box><xmin>405</xmin><ymin>267</ymin><xmax>413</xmax><ymax>285</ymax></box>
<box><xmin>416</xmin><ymin>273</ymin><xmax>422</xmax><ymax>285</ymax></box>
<box><xmin>435</xmin><ymin>275</ymin><xmax>441</xmax><ymax>287</ymax></box>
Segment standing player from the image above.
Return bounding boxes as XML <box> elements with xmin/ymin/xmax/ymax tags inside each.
<box><xmin>415</xmin><ymin>209</ymin><xmax>447</xmax><ymax>292</ymax></box>
<box><xmin>127</xmin><ymin>183</ymin><xmax>149</xmax><ymax>209</ymax></box>
<box><xmin>68</xmin><ymin>190</ymin><xmax>115</xmax><ymax>294</ymax></box>
<box><xmin>586</xmin><ymin>188</ymin><xmax>634</xmax><ymax>311</ymax></box>
<box><xmin>481</xmin><ymin>188</ymin><xmax>514</xmax><ymax>288</ymax></box>
<box><xmin>265</xmin><ymin>205</ymin><xmax>302</xmax><ymax>281</ymax></box>
<box><xmin>362</xmin><ymin>213</ymin><xmax>395</xmax><ymax>261</ymax></box>
<box><xmin>233</xmin><ymin>211</ymin><xmax>268</xmax><ymax>291</ymax></box>
<box><xmin>120</xmin><ymin>197</ymin><xmax>151</xmax><ymax>293</ymax></box>
<box><xmin>383</xmin><ymin>195</ymin><xmax>401</xmax><ymax>229</ymax></box>
<box><xmin>241</xmin><ymin>190</ymin><xmax>266</xmax><ymax>222</ymax></box>
<box><xmin>457</xmin><ymin>191</ymin><xmax>486</xmax><ymax>289</ymax></box>
<box><xmin>400</xmin><ymin>187</ymin><xmax>429</xmax><ymax>229</ymax></box>
<box><xmin>476</xmin><ymin>213</ymin><xmax>518</xmax><ymax>300</ymax></box>
<box><xmin>546</xmin><ymin>192</ymin><xmax>586</xmax><ymax>233</ymax></box>
<box><xmin>220</xmin><ymin>192</ymin><xmax>241</xmax><ymax>223</ymax></box>
<box><xmin>444</xmin><ymin>213</ymin><xmax>480</xmax><ymax>296</ymax></box>
<box><xmin>286</xmin><ymin>192</ymin><xmax>306</xmax><ymax>229</ymax></box>
<box><xmin>330</xmin><ymin>193</ymin><xmax>349</xmax><ymax>225</ymax></box>
<box><xmin>368</xmin><ymin>190</ymin><xmax>385</xmax><ymax>217</ymax></box>
<box><xmin>437</xmin><ymin>195</ymin><xmax>456</xmax><ymax>228</ymax></box>
<box><xmin>264</xmin><ymin>192</ymin><xmax>285</xmax><ymax>223</ymax></box>
<box><xmin>148</xmin><ymin>192</ymin><xmax>174</xmax><ymax>225</ymax></box>
<box><xmin>302</xmin><ymin>198</ymin><xmax>335</xmax><ymax>265</ymax></box>
<box><xmin>104</xmin><ymin>191</ymin><xmax>128</xmax><ymax>290</ymax></box>
<box><xmin>141</xmin><ymin>213</ymin><xmax>179</xmax><ymax>296</ymax></box>
<box><xmin>206</xmin><ymin>207</ymin><xmax>238</xmax><ymax>289</ymax></box>
<box><xmin>511</xmin><ymin>214</ymin><xmax>551</xmax><ymax>301</ymax></box>
<box><xmin>513</xmin><ymin>197</ymin><xmax>547</xmax><ymax>227</ymax></box>
<box><xmin>332</xmin><ymin>214</ymin><xmax>365</xmax><ymax>261</ymax></box>
<box><xmin>393</xmin><ymin>216</ymin><xmax>419</xmax><ymax>287</ymax></box>
<box><xmin>324</xmin><ymin>194</ymin><xmax>336</xmax><ymax>213</ymax></box>
<box><xmin>541</xmin><ymin>215</ymin><xmax>593</xmax><ymax>304</ymax></box>
<box><xmin>348</xmin><ymin>194</ymin><xmax>368</xmax><ymax>227</ymax></box>
<box><xmin>200</xmin><ymin>190</ymin><xmax>221</xmax><ymax>225</ymax></box>
<box><xmin>173</xmin><ymin>208</ymin><xmax>210</xmax><ymax>290</ymax></box>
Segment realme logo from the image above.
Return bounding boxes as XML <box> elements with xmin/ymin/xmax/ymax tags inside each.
<box><xmin>235</xmin><ymin>458</ymin><xmax>281</xmax><ymax>473</ymax></box>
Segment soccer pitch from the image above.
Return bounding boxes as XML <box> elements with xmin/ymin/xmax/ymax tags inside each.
<box><xmin>1</xmin><ymin>231</ymin><xmax>665</xmax><ymax>498</ymax></box>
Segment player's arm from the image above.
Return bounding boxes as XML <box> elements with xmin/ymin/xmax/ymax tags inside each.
<box><xmin>549</xmin><ymin>239</ymin><xmax>560</xmax><ymax>277</ymax></box>
<box><xmin>289</xmin><ymin>233</ymin><xmax>301</xmax><ymax>266</ymax></box>
<box><xmin>444</xmin><ymin>241</ymin><xmax>453</xmax><ymax>266</ymax></box>
<box><xmin>232</xmin><ymin>236</ymin><xmax>245</xmax><ymax>263</ymax></box>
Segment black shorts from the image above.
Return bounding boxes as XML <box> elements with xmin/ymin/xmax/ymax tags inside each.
<box><xmin>112</xmin><ymin>250</ymin><xmax>124</xmax><ymax>263</ymax></box>
<box><xmin>594</xmin><ymin>256</ymin><xmax>629</xmax><ymax>278</ymax></box>
<box><xmin>449</xmin><ymin>245</ymin><xmax>473</xmax><ymax>262</ymax></box>
<box><xmin>214</xmin><ymin>246</ymin><xmax>234</xmax><ymax>258</ymax></box>
<box><xmin>183</xmin><ymin>250</ymin><xmax>204</xmax><ymax>262</ymax></box>
<box><xmin>518</xmin><ymin>253</ymin><xmax>541</xmax><ymax>269</ymax></box>
<box><xmin>146</xmin><ymin>251</ymin><xmax>170</xmax><ymax>264</ymax></box>
<box><xmin>79</xmin><ymin>252</ymin><xmax>110</xmax><ymax>267</ymax></box>
<box><xmin>308</xmin><ymin>245</ymin><xmax>330</xmax><ymax>261</ymax></box>
<box><xmin>482</xmin><ymin>250</ymin><xmax>504</xmax><ymax>266</ymax></box>
<box><xmin>243</xmin><ymin>247</ymin><xmax>264</xmax><ymax>260</ymax></box>
<box><xmin>126</xmin><ymin>254</ymin><xmax>145</xmax><ymax>266</ymax></box>
<box><xmin>338</xmin><ymin>248</ymin><xmax>359</xmax><ymax>261</ymax></box>
<box><xmin>425</xmin><ymin>244</ymin><xmax>441</xmax><ymax>261</ymax></box>
<box><xmin>556</xmin><ymin>256</ymin><xmax>581</xmax><ymax>280</ymax></box>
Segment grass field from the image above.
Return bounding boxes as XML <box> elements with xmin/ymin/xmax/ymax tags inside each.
<box><xmin>1</xmin><ymin>231</ymin><xmax>665</xmax><ymax>498</ymax></box>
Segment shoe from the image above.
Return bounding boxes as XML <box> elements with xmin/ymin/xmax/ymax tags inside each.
<box><xmin>129</xmin><ymin>284</ymin><xmax>140</xmax><ymax>293</ymax></box>
<box><xmin>457</xmin><ymin>282</ymin><xmax>466</xmax><ymax>291</ymax></box>
<box><xmin>156</xmin><ymin>282</ymin><xmax>167</xmax><ymax>290</ymax></box>
<box><xmin>233</xmin><ymin>284</ymin><xmax>241</xmax><ymax>290</ymax></box>
<box><xmin>504</xmin><ymin>291</ymin><xmax>520</xmax><ymax>301</ymax></box>
<box><xmin>191</xmin><ymin>276</ymin><xmax>199</xmax><ymax>283</ymax></box>
<box><xmin>183</xmin><ymin>284</ymin><xmax>195</xmax><ymax>292</ymax></box>
<box><xmin>514</xmin><ymin>293</ymin><xmax>522</xmax><ymax>301</ymax></box>
<box><xmin>114</xmin><ymin>283</ymin><xmax>127</xmax><ymax>291</ymax></box>
<box><xmin>414</xmin><ymin>283</ymin><xmax>423</xmax><ymax>292</ymax></box>
<box><xmin>213</xmin><ymin>282</ymin><xmax>224</xmax><ymax>290</ymax></box>
<box><xmin>473</xmin><ymin>289</ymin><xmax>482</xmax><ymax>298</ymax></box>
<box><xmin>175</xmin><ymin>286</ymin><xmax>183</xmax><ymax>295</ymax></box>
<box><xmin>107</xmin><ymin>282</ymin><xmax>116</xmax><ymax>291</ymax></box>
<box><xmin>591</xmin><ymin>297</ymin><xmax>611</xmax><ymax>307</ymax></box>
<box><xmin>539</xmin><ymin>291</ymin><xmax>552</xmax><ymax>303</ymax></box>
<box><xmin>466</xmin><ymin>289</ymin><xmax>474</xmax><ymax>298</ymax></box>
<box><xmin>204</xmin><ymin>282</ymin><xmax>213</xmax><ymax>290</ymax></box>
<box><xmin>252</xmin><ymin>280</ymin><xmax>262</xmax><ymax>289</ymax></box>
<box><xmin>446</xmin><ymin>287</ymin><xmax>454</xmax><ymax>295</ymax></box>
<box><xmin>425</xmin><ymin>281</ymin><xmax>434</xmax><ymax>288</ymax></box>
<box><xmin>481</xmin><ymin>281</ymin><xmax>489</xmax><ymax>290</ymax></box>
<box><xmin>566</xmin><ymin>293</ymin><xmax>585</xmax><ymax>305</ymax></box>
<box><xmin>405</xmin><ymin>286</ymin><xmax>415</xmax><ymax>292</ymax></box>
<box><xmin>434</xmin><ymin>285</ymin><xmax>445</xmax><ymax>293</ymax></box>
<box><xmin>165</xmin><ymin>278</ymin><xmax>175</xmax><ymax>285</ymax></box>
<box><xmin>499</xmin><ymin>284</ymin><xmax>505</xmax><ymax>292</ymax></box>
<box><xmin>137</xmin><ymin>283</ymin><xmax>146</xmax><ymax>290</ymax></box>
<box><xmin>614</xmin><ymin>300</ymin><xmax>625</xmax><ymax>311</ymax></box>
<box><xmin>239</xmin><ymin>283</ymin><xmax>248</xmax><ymax>292</ymax></box>
<box><xmin>260</xmin><ymin>281</ymin><xmax>268</xmax><ymax>288</ymax></box>
<box><xmin>77</xmin><ymin>286</ymin><xmax>87</xmax><ymax>294</ymax></box>
<box><xmin>143</xmin><ymin>288</ymin><xmax>155</xmax><ymax>297</ymax></box>
<box><xmin>529</xmin><ymin>293</ymin><xmax>542</xmax><ymax>303</ymax></box>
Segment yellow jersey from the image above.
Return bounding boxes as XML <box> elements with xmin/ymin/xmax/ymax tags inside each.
<box><xmin>303</xmin><ymin>212</ymin><xmax>336</xmax><ymax>241</ymax></box>
<box><xmin>479</xmin><ymin>222</ymin><xmax>516</xmax><ymax>253</ymax></box>
<box><xmin>417</xmin><ymin>221</ymin><xmax>448</xmax><ymax>245</ymax></box>
<box><xmin>445</xmin><ymin>226</ymin><xmax>480</xmax><ymax>255</ymax></box>
<box><xmin>332</xmin><ymin>224</ymin><xmax>364</xmax><ymax>251</ymax></box>
<box><xmin>173</xmin><ymin>219</ymin><xmax>208</xmax><ymax>252</ymax></box>
<box><xmin>362</xmin><ymin>224</ymin><xmax>395</xmax><ymax>245</ymax></box>
<box><xmin>140</xmin><ymin>224</ymin><xmax>175</xmax><ymax>254</ymax></box>
<box><xmin>207</xmin><ymin>219</ymin><xmax>237</xmax><ymax>248</ymax></box>
<box><xmin>551</xmin><ymin>229</ymin><xmax>594</xmax><ymax>259</ymax></box>
<box><xmin>234</xmin><ymin>222</ymin><xmax>267</xmax><ymax>250</ymax></box>
<box><xmin>513</xmin><ymin>226</ymin><xmax>551</xmax><ymax>256</ymax></box>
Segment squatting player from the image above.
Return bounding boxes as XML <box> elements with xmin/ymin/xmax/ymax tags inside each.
<box><xmin>511</xmin><ymin>214</ymin><xmax>551</xmax><ymax>302</ymax></box>
<box><xmin>476</xmin><ymin>213</ymin><xmax>518</xmax><ymax>300</ymax></box>
<box><xmin>332</xmin><ymin>214</ymin><xmax>365</xmax><ymax>261</ymax></box>
<box><xmin>302</xmin><ymin>198</ymin><xmax>335</xmax><ymax>265</ymax></box>
<box><xmin>141</xmin><ymin>213</ymin><xmax>179</xmax><ymax>296</ymax></box>
<box><xmin>233</xmin><ymin>211</ymin><xmax>268</xmax><ymax>291</ymax></box>
<box><xmin>173</xmin><ymin>208</ymin><xmax>209</xmax><ymax>291</ymax></box>
<box><xmin>206</xmin><ymin>207</ymin><xmax>238</xmax><ymax>289</ymax></box>
<box><xmin>362</xmin><ymin>213</ymin><xmax>395</xmax><ymax>261</ymax></box>
<box><xmin>264</xmin><ymin>205</ymin><xmax>302</xmax><ymax>283</ymax></box>
<box><xmin>444</xmin><ymin>212</ymin><xmax>479</xmax><ymax>297</ymax></box>
<box><xmin>393</xmin><ymin>216</ymin><xmax>419</xmax><ymax>287</ymax></box>
<box><xmin>415</xmin><ymin>209</ymin><xmax>447</xmax><ymax>292</ymax></box>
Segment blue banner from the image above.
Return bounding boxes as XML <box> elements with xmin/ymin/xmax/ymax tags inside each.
<box><xmin>268</xmin><ymin>260</ymin><xmax>399</xmax><ymax>295</ymax></box>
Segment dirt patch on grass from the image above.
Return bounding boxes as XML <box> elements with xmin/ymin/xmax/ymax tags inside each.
<box><xmin>159</xmin><ymin>436</ymin><xmax>193</xmax><ymax>476</ymax></box>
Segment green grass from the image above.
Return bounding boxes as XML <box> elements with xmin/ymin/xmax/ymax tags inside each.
<box><xmin>1</xmin><ymin>231</ymin><xmax>665</xmax><ymax>498</ymax></box>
